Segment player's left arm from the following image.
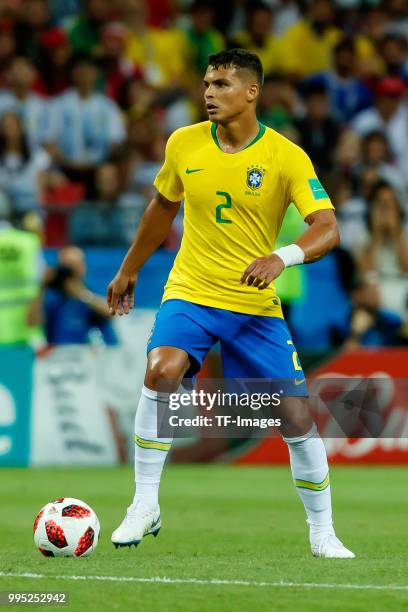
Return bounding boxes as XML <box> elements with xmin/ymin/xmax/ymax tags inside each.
<box><xmin>296</xmin><ymin>208</ymin><xmax>340</xmax><ymax>262</ymax></box>
<box><xmin>241</xmin><ymin>209</ymin><xmax>339</xmax><ymax>289</ymax></box>
<box><xmin>242</xmin><ymin>142</ymin><xmax>339</xmax><ymax>290</ymax></box>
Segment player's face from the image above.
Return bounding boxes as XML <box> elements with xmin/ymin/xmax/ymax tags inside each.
<box><xmin>203</xmin><ymin>65</ymin><xmax>258</xmax><ymax>123</ymax></box>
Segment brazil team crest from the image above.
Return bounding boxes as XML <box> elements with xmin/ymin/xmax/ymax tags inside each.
<box><xmin>246</xmin><ymin>164</ymin><xmax>265</xmax><ymax>191</ymax></box>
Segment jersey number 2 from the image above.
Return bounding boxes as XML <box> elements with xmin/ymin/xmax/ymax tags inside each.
<box><xmin>215</xmin><ymin>191</ymin><xmax>232</xmax><ymax>224</ymax></box>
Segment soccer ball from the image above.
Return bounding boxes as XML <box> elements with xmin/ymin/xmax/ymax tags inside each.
<box><xmin>33</xmin><ymin>497</ymin><xmax>100</xmax><ymax>558</ymax></box>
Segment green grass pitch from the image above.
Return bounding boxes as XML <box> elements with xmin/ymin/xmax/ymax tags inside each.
<box><xmin>0</xmin><ymin>465</ymin><xmax>407</xmax><ymax>611</ymax></box>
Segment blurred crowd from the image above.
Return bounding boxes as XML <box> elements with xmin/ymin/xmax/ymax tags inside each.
<box><xmin>0</xmin><ymin>0</ymin><xmax>407</xmax><ymax>353</ymax></box>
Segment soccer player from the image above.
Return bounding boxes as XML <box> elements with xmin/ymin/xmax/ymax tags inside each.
<box><xmin>107</xmin><ymin>49</ymin><xmax>354</xmax><ymax>558</ymax></box>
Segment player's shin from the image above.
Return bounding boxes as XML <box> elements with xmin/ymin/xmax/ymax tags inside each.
<box><xmin>132</xmin><ymin>385</ymin><xmax>173</xmax><ymax>511</ymax></box>
<box><xmin>283</xmin><ymin>425</ymin><xmax>333</xmax><ymax>541</ymax></box>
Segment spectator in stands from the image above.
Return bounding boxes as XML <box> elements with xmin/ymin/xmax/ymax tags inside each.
<box><xmin>69</xmin><ymin>163</ymin><xmax>128</xmax><ymax>247</ymax></box>
<box><xmin>0</xmin><ymin>111</ymin><xmax>51</xmax><ymax>214</ymax></box>
<box><xmin>118</xmin><ymin>74</ymin><xmax>154</xmax><ymax>115</ymax></box>
<box><xmin>230</xmin><ymin>1</ymin><xmax>282</xmax><ymax>75</ymax></box>
<box><xmin>361</xmin><ymin>131</ymin><xmax>395</xmax><ymax>170</ymax></box>
<box><xmin>110</xmin><ymin>109</ymin><xmax>166</xmax><ymax>241</ymax></box>
<box><xmin>335</xmin><ymin>181</ymin><xmax>367</xmax><ymax>255</ymax></box>
<box><xmin>37</xmin><ymin>27</ymin><xmax>71</xmax><ymax>96</ymax></box>
<box><xmin>351</xmin><ymin>77</ymin><xmax>408</xmax><ymax>184</ymax></box>
<box><xmin>0</xmin><ymin>0</ymin><xmax>404</xmax><ymax>353</ymax></box>
<box><xmin>0</xmin><ymin>56</ymin><xmax>50</xmax><ymax>151</ymax></box>
<box><xmin>342</xmin><ymin>274</ymin><xmax>404</xmax><ymax>350</ymax></box>
<box><xmin>386</xmin><ymin>0</ymin><xmax>408</xmax><ymax>38</ymax></box>
<box><xmin>336</xmin><ymin>163</ymin><xmax>396</xmax><ymax>255</ymax></box>
<box><xmin>122</xmin><ymin>0</ymin><xmax>188</xmax><ymax>88</ymax></box>
<box><xmin>13</xmin><ymin>0</ymin><xmax>51</xmax><ymax>62</ymax></box>
<box><xmin>356</xmin><ymin>131</ymin><xmax>407</xmax><ymax>208</ymax></box>
<box><xmin>99</xmin><ymin>21</ymin><xmax>137</xmax><ymax>102</ymax></box>
<box><xmin>257</xmin><ymin>73</ymin><xmax>298</xmax><ymax>132</ymax></box>
<box><xmin>378</xmin><ymin>33</ymin><xmax>408</xmax><ymax>80</ymax></box>
<box><xmin>358</xmin><ymin>5</ymin><xmax>388</xmax><ymax>60</ymax></box>
<box><xmin>0</xmin><ymin>194</ymin><xmax>43</xmax><ymax>345</ymax></box>
<box><xmin>124</xmin><ymin>110</ymin><xmax>164</xmax><ymax>197</ymax></box>
<box><xmin>279</xmin><ymin>0</ymin><xmax>340</xmax><ymax>78</ymax></box>
<box><xmin>49</xmin><ymin>54</ymin><xmax>126</xmax><ymax>174</ymax></box>
<box><xmin>161</xmin><ymin>74</ymin><xmax>206</xmax><ymax>133</ymax></box>
<box><xmin>333</xmin><ymin>129</ymin><xmax>361</xmax><ymax>176</ymax></box>
<box><xmin>273</xmin><ymin>0</ymin><xmax>300</xmax><ymax>36</ymax></box>
<box><xmin>184</xmin><ymin>0</ymin><xmax>224</xmax><ymax>76</ymax></box>
<box><xmin>44</xmin><ymin>245</ymin><xmax>118</xmax><ymax>345</ymax></box>
<box><xmin>295</xmin><ymin>82</ymin><xmax>340</xmax><ymax>177</ymax></box>
<box><xmin>281</xmin><ymin>0</ymin><xmax>379</xmax><ymax>78</ymax></box>
<box><xmin>358</xmin><ymin>180</ymin><xmax>408</xmax><ymax>318</ymax></box>
<box><xmin>306</xmin><ymin>38</ymin><xmax>373</xmax><ymax>122</ymax></box>
<box><xmin>332</xmin><ymin>129</ymin><xmax>403</xmax><ymax>253</ymax></box>
<box><xmin>0</xmin><ymin>19</ymin><xmax>16</xmax><ymax>87</ymax></box>
<box><xmin>68</xmin><ymin>0</ymin><xmax>109</xmax><ymax>56</ymax></box>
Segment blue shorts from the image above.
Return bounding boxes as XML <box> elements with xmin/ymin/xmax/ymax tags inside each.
<box><xmin>147</xmin><ymin>299</ymin><xmax>307</xmax><ymax>396</ymax></box>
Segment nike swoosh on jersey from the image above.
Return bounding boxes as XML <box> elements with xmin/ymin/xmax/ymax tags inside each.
<box><xmin>295</xmin><ymin>378</ymin><xmax>306</xmax><ymax>385</ymax></box>
<box><xmin>185</xmin><ymin>168</ymin><xmax>205</xmax><ymax>174</ymax></box>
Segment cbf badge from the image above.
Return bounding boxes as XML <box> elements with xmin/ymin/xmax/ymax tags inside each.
<box><xmin>246</xmin><ymin>164</ymin><xmax>265</xmax><ymax>190</ymax></box>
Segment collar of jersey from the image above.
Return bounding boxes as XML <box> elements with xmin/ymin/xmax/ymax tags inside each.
<box><xmin>210</xmin><ymin>121</ymin><xmax>266</xmax><ymax>153</ymax></box>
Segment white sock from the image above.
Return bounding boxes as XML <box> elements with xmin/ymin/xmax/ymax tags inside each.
<box><xmin>132</xmin><ymin>385</ymin><xmax>173</xmax><ymax>511</ymax></box>
<box><xmin>283</xmin><ymin>425</ymin><xmax>334</xmax><ymax>542</ymax></box>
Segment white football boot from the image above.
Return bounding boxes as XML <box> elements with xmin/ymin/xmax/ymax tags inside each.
<box><xmin>111</xmin><ymin>503</ymin><xmax>161</xmax><ymax>548</ymax></box>
<box><xmin>311</xmin><ymin>533</ymin><xmax>355</xmax><ymax>558</ymax></box>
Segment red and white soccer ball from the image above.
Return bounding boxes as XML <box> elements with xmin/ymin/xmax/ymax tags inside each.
<box><xmin>33</xmin><ymin>497</ymin><xmax>100</xmax><ymax>558</ymax></box>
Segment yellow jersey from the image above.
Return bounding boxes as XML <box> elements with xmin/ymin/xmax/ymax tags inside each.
<box><xmin>153</xmin><ymin>121</ymin><xmax>333</xmax><ymax>317</ymax></box>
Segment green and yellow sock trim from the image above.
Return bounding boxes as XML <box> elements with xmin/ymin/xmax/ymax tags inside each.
<box><xmin>134</xmin><ymin>435</ymin><xmax>171</xmax><ymax>452</ymax></box>
<box><xmin>294</xmin><ymin>472</ymin><xmax>330</xmax><ymax>492</ymax></box>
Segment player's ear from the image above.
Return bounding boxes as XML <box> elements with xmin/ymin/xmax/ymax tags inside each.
<box><xmin>247</xmin><ymin>83</ymin><xmax>259</xmax><ymax>102</ymax></box>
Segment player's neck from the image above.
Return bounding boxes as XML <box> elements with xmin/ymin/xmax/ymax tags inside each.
<box><xmin>215</xmin><ymin>116</ymin><xmax>260</xmax><ymax>154</ymax></box>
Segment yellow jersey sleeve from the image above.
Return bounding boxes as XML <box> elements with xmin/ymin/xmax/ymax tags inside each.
<box><xmin>283</xmin><ymin>142</ymin><xmax>334</xmax><ymax>219</ymax></box>
<box><xmin>153</xmin><ymin>131</ymin><xmax>184</xmax><ymax>202</ymax></box>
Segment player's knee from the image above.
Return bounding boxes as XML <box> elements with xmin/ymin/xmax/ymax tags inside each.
<box><xmin>281</xmin><ymin>415</ymin><xmax>314</xmax><ymax>439</ymax></box>
<box><xmin>279</xmin><ymin>398</ymin><xmax>314</xmax><ymax>439</ymax></box>
<box><xmin>145</xmin><ymin>359</ymin><xmax>185</xmax><ymax>392</ymax></box>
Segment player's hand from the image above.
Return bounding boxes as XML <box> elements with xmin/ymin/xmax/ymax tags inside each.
<box><xmin>107</xmin><ymin>271</ymin><xmax>137</xmax><ymax>316</ymax></box>
<box><xmin>240</xmin><ymin>254</ymin><xmax>285</xmax><ymax>290</ymax></box>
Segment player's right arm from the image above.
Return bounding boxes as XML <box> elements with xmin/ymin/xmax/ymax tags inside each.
<box><xmin>107</xmin><ymin>192</ymin><xmax>181</xmax><ymax>315</ymax></box>
<box><xmin>108</xmin><ymin>128</ymin><xmax>184</xmax><ymax>315</ymax></box>
<box><xmin>107</xmin><ymin>129</ymin><xmax>184</xmax><ymax>315</ymax></box>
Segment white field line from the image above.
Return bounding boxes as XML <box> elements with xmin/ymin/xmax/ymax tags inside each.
<box><xmin>0</xmin><ymin>572</ymin><xmax>408</xmax><ymax>591</ymax></box>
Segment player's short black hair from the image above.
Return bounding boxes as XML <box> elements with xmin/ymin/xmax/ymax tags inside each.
<box><xmin>208</xmin><ymin>48</ymin><xmax>264</xmax><ymax>87</ymax></box>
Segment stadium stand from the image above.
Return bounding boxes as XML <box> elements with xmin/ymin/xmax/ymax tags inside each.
<box><xmin>0</xmin><ymin>0</ymin><xmax>407</xmax><ymax>355</ymax></box>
